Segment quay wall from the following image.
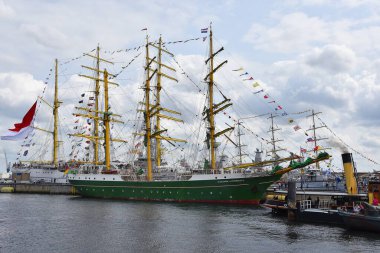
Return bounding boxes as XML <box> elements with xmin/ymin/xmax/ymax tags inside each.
<box><xmin>0</xmin><ymin>183</ymin><xmax>77</xmax><ymax>195</ymax></box>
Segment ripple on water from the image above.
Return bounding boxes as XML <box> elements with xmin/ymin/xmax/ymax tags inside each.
<box><xmin>0</xmin><ymin>194</ymin><xmax>379</xmax><ymax>253</ymax></box>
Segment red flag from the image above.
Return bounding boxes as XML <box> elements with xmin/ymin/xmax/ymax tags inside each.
<box><xmin>264</xmin><ymin>95</ymin><xmax>269</xmax><ymax>99</ymax></box>
<box><xmin>9</xmin><ymin>101</ymin><xmax>37</xmax><ymax>132</ymax></box>
<box><xmin>1</xmin><ymin>101</ymin><xmax>37</xmax><ymax>141</ymax></box>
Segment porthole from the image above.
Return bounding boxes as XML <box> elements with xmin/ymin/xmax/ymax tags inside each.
<box><xmin>210</xmin><ymin>192</ymin><xmax>213</xmax><ymax>195</ymax></box>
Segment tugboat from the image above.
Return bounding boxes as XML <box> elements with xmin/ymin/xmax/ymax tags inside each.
<box><xmin>338</xmin><ymin>180</ymin><xmax>380</xmax><ymax>232</ymax></box>
<box><xmin>264</xmin><ymin>152</ymin><xmax>368</xmax><ymax>224</ymax></box>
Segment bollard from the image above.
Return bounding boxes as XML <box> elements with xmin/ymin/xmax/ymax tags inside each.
<box><xmin>287</xmin><ymin>180</ymin><xmax>297</xmax><ymax>221</ymax></box>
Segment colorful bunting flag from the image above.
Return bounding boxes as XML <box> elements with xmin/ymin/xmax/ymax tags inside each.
<box><xmin>232</xmin><ymin>67</ymin><xmax>243</xmax><ymax>71</ymax></box>
<box><xmin>201</xmin><ymin>28</ymin><xmax>208</xmax><ymax>33</ymax></box>
<box><xmin>252</xmin><ymin>82</ymin><xmax>260</xmax><ymax>87</ymax></box>
<box><xmin>293</xmin><ymin>125</ymin><xmax>301</xmax><ymax>131</ymax></box>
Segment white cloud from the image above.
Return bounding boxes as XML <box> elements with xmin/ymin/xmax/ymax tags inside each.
<box><xmin>243</xmin><ymin>12</ymin><xmax>327</xmax><ymax>53</ymax></box>
<box><xmin>20</xmin><ymin>24</ymin><xmax>69</xmax><ymax>49</ymax></box>
<box><xmin>0</xmin><ymin>72</ymin><xmax>44</xmax><ymax>108</ymax></box>
<box><xmin>304</xmin><ymin>44</ymin><xmax>356</xmax><ymax>73</ymax></box>
<box><xmin>0</xmin><ymin>0</ymin><xmax>14</xmax><ymax>18</ymax></box>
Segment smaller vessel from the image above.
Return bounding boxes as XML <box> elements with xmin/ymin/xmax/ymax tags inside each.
<box><xmin>339</xmin><ymin>202</ymin><xmax>380</xmax><ymax>232</ymax></box>
<box><xmin>264</xmin><ymin>152</ymin><xmax>367</xmax><ymax>213</ymax></box>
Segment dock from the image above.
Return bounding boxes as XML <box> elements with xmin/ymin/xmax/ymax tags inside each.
<box><xmin>0</xmin><ymin>183</ymin><xmax>77</xmax><ymax>195</ymax></box>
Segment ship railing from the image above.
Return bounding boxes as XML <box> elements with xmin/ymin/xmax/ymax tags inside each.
<box><xmin>318</xmin><ymin>199</ymin><xmax>331</xmax><ymax>209</ymax></box>
<box><xmin>300</xmin><ymin>200</ymin><xmax>312</xmax><ymax>210</ymax></box>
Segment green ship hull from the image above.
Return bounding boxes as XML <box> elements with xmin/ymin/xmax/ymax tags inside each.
<box><xmin>69</xmin><ymin>174</ymin><xmax>282</xmax><ymax>205</ymax></box>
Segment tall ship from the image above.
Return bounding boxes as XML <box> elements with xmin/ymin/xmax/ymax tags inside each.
<box><xmin>67</xmin><ymin>26</ymin><xmax>330</xmax><ymax>204</ymax></box>
<box><xmin>2</xmin><ymin>59</ymin><xmax>69</xmax><ymax>183</ymax></box>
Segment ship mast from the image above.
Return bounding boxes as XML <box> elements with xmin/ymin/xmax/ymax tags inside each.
<box><xmin>208</xmin><ymin>28</ymin><xmax>216</xmax><ymax>170</ymax></box>
<box><xmin>237</xmin><ymin>121</ymin><xmax>244</xmax><ymax>164</ymax></box>
<box><xmin>267</xmin><ymin>114</ymin><xmax>284</xmax><ymax>160</ymax></box>
<box><xmin>53</xmin><ymin>58</ymin><xmax>60</xmax><ymax>167</ymax></box>
<box><xmin>103</xmin><ymin>70</ymin><xmax>111</xmax><ymax>170</ymax></box>
<box><xmin>150</xmin><ymin>36</ymin><xmax>186</xmax><ymax>167</ymax></box>
<box><xmin>143</xmin><ymin>35</ymin><xmax>153</xmax><ymax>181</ymax></box>
<box><xmin>94</xmin><ymin>45</ymin><xmax>100</xmax><ymax>165</ymax></box>
<box><xmin>205</xmin><ymin>25</ymin><xmax>232</xmax><ymax>171</ymax></box>
<box><xmin>71</xmin><ymin>49</ymin><xmax>126</xmax><ymax>167</ymax></box>
<box><xmin>155</xmin><ymin>36</ymin><xmax>163</xmax><ymax>167</ymax></box>
<box><xmin>138</xmin><ymin>34</ymin><xmax>186</xmax><ymax>179</ymax></box>
<box><xmin>306</xmin><ymin>109</ymin><xmax>328</xmax><ymax>170</ymax></box>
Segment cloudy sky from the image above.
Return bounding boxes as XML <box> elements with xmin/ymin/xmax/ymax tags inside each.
<box><xmin>1</xmin><ymin>0</ymin><xmax>380</xmax><ymax>172</ymax></box>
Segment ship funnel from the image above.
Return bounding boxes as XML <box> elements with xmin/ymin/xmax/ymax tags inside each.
<box><xmin>341</xmin><ymin>153</ymin><xmax>358</xmax><ymax>194</ymax></box>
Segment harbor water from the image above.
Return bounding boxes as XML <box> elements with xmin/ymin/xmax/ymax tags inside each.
<box><xmin>0</xmin><ymin>194</ymin><xmax>379</xmax><ymax>253</ymax></box>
